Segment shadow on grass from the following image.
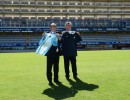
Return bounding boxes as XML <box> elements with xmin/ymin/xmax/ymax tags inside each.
<box><xmin>42</xmin><ymin>83</ymin><xmax>78</xmax><ymax>100</ymax></box>
<box><xmin>68</xmin><ymin>78</ymin><xmax>99</xmax><ymax>91</ymax></box>
<box><xmin>42</xmin><ymin>78</ymin><xmax>99</xmax><ymax>100</ymax></box>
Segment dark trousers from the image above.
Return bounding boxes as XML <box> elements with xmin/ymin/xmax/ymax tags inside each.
<box><xmin>46</xmin><ymin>54</ymin><xmax>59</xmax><ymax>82</ymax></box>
<box><xmin>63</xmin><ymin>56</ymin><xmax>77</xmax><ymax>78</ymax></box>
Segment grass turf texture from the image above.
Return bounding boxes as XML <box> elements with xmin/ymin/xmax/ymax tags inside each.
<box><xmin>0</xmin><ymin>50</ymin><xmax>130</xmax><ymax>100</ymax></box>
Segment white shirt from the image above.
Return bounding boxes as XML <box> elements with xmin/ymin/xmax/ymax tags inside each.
<box><xmin>65</xmin><ymin>31</ymin><xmax>75</xmax><ymax>34</ymax></box>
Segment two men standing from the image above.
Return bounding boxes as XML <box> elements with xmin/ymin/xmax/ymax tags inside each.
<box><xmin>36</xmin><ymin>22</ymin><xmax>82</xmax><ymax>85</ymax></box>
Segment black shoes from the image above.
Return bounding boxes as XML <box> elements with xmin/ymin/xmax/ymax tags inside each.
<box><xmin>74</xmin><ymin>76</ymin><xmax>78</xmax><ymax>79</ymax></box>
<box><xmin>48</xmin><ymin>81</ymin><xmax>54</xmax><ymax>86</ymax></box>
<box><xmin>54</xmin><ymin>80</ymin><xmax>62</xmax><ymax>84</ymax></box>
<box><xmin>66</xmin><ymin>77</ymin><xmax>70</xmax><ymax>81</ymax></box>
<box><xmin>48</xmin><ymin>76</ymin><xmax>79</xmax><ymax>86</ymax></box>
<box><xmin>66</xmin><ymin>75</ymin><xmax>78</xmax><ymax>80</ymax></box>
<box><xmin>66</xmin><ymin>75</ymin><xmax>70</xmax><ymax>80</ymax></box>
<box><xmin>48</xmin><ymin>80</ymin><xmax>62</xmax><ymax>86</ymax></box>
<box><xmin>74</xmin><ymin>76</ymin><xmax>80</xmax><ymax>81</ymax></box>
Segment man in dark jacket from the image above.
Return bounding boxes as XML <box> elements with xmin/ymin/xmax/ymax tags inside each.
<box><xmin>39</xmin><ymin>23</ymin><xmax>61</xmax><ymax>85</ymax></box>
<box><xmin>61</xmin><ymin>22</ymin><xmax>82</xmax><ymax>80</ymax></box>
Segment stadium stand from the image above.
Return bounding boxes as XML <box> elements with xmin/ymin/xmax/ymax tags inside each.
<box><xmin>0</xmin><ymin>0</ymin><xmax>130</xmax><ymax>52</ymax></box>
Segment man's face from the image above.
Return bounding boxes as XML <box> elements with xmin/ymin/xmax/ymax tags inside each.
<box><xmin>65</xmin><ymin>23</ymin><xmax>72</xmax><ymax>31</ymax></box>
<box><xmin>50</xmin><ymin>25</ymin><xmax>57</xmax><ymax>32</ymax></box>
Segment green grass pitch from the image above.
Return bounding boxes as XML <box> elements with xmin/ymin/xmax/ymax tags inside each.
<box><xmin>0</xmin><ymin>50</ymin><xmax>130</xmax><ymax>100</ymax></box>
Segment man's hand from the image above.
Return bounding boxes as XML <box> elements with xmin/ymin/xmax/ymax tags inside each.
<box><xmin>56</xmin><ymin>34</ymin><xmax>61</xmax><ymax>40</ymax></box>
<box><xmin>62</xmin><ymin>31</ymin><xmax>65</xmax><ymax>35</ymax></box>
<box><xmin>42</xmin><ymin>33</ymin><xmax>45</xmax><ymax>37</ymax></box>
<box><xmin>76</xmin><ymin>32</ymin><xmax>80</xmax><ymax>35</ymax></box>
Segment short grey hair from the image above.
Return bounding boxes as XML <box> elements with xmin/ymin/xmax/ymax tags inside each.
<box><xmin>65</xmin><ymin>21</ymin><xmax>72</xmax><ymax>26</ymax></box>
<box><xmin>50</xmin><ymin>23</ymin><xmax>57</xmax><ymax>27</ymax></box>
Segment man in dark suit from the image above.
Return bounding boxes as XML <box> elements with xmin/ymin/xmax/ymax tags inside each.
<box><xmin>42</xmin><ymin>23</ymin><xmax>61</xmax><ymax>85</ymax></box>
<box><xmin>61</xmin><ymin>22</ymin><xmax>82</xmax><ymax>80</ymax></box>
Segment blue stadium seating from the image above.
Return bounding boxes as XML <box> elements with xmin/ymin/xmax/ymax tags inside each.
<box><xmin>0</xmin><ymin>18</ymin><xmax>129</xmax><ymax>28</ymax></box>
